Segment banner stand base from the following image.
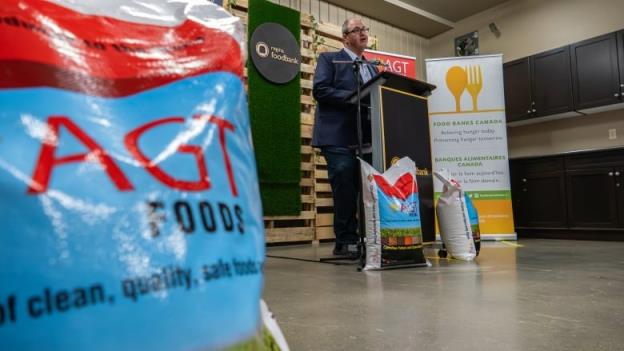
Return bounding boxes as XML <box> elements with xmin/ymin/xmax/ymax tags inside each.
<box><xmin>361</xmin><ymin>261</ymin><xmax>431</xmax><ymax>271</ymax></box>
<box><xmin>435</xmin><ymin>233</ymin><xmax>518</xmax><ymax>242</ymax></box>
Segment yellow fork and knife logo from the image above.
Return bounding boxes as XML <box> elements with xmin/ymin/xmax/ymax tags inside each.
<box><xmin>445</xmin><ymin>65</ymin><xmax>483</xmax><ymax>112</ymax></box>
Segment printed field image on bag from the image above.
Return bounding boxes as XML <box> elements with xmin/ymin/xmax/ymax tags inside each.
<box><xmin>360</xmin><ymin>157</ymin><xmax>429</xmax><ymax>270</ymax></box>
<box><xmin>464</xmin><ymin>192</ymin><xmax>481</xmax><ymax>255</ymax></box>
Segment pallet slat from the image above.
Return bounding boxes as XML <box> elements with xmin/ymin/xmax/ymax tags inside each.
<box><xmin>315</xmin><ymin>183</ymin><xmax>331</xmax><ymax>193</ymax></box>
<box><xmin>266</xmin><ymin>227</ymin><xmax>315</xmax><ymax>243</ymax></box>
<box><xmin>265</xmin><ymin>211</ymin><xmax>315</xmax><ymax>221</ymax></box>
<box><xmin>300</xmin><ymin>64</ymin><xmax>315</xmax><ymax>74</ymax></box>
<box><xmin>301</xmin><ymin>163</ymin><xmax>313</xmax><ymax>172</ymax></box>
<box><xmin>315</xmin><ymin>226</ymin><xmax>335</xmax><ymax>240</ymax></box>
<box><xmin>301</xmin><ymin>124</ymin><xmax>312</xmax><ymax>138</ymax></box>
<box><xmin>315</xmin><ymin>198</ymin><xmax>333</xmax><ymax>207</ymax></box>
<box><xmin>316</xmin><ymin>213</ymin><xmax>333</xmax><ymax>227</ymax></box>
<box><xmin>301</xmin><ymin>113</ymin><xmax>314</xmax><ymax>125</ymax></box>
<box><xmin>301</xmin><ymin>95</ymin><xmax>314</xmax><ymax>106</ymax></box>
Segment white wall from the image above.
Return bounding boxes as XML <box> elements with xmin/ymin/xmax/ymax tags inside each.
<box><xmin>426</xmin><ymin>0</ymin><xmax>624</xmax><ymax>157</ymax></box>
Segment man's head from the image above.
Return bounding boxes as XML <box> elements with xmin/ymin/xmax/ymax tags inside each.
<box><xmin>342</xmin><ymin>18</ymin><xmax>369</xmax><ymax>56</ymax></box>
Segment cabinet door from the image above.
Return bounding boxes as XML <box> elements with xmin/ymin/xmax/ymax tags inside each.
<box><xmin>566</xmin><ymin>168</ymin><xmax>619</xmax><ymax>228</ymax></box>
<box><xmin>531</xmin><ymin>46</ymin><xmax>575</xmax><ymax>117</ymax></box>
<box><xmin>571</xmin><ymin>33</ymin><xmax>622</xmax><ymax>110</ymax></box>
<box><xmin>524</xmin><ymin>172</ymin><xmax>568</xmax><ymax>228</ymax></box>
<box><xmin>618</xmin><ymin>31</ymin><xmax>624</xmax><ymax>97</ymax></box>
<box><xmin>617</xmin><ymin>168</ymin><xmax>624</xmax><ymax>227</ymax></box>
<box><xmin>509</xmin><ymin>161</ymin><xmax>526</xmax><ymax>227</ymax></box>
<box><xmin>503</xmin><ymin>57</ymin><xmax>532</xmax><ymax>122</ymax></box>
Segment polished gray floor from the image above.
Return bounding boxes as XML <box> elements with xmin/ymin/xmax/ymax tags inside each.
<box><xmin>264</xmin><ymin>239</ymin><xmax>624</xmax><ymax>351</ymax></box>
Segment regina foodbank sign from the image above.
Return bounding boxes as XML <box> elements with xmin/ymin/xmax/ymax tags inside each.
<box><xmin>250</xmin><ymin>23</ymin><xmax>300</xmax><ymax>84</ymax></box>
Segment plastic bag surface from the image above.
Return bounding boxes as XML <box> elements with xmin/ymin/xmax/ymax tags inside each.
<box><xmin>360</xmin><ymin>157</ymin><xmax>428</xmax><ymax>270</ymax></box>
<box><xmin>434</xmin><ymin>169</ymin><xmax>477</xmax><ymax>261</ymax></box>
<box><xmin>0</xmin><ymin>1</ymin><xmax>264</xmax><ymax>349</ymax></box>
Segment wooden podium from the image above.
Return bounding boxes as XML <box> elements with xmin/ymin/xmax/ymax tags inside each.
<box><xmin>349</xmin><ymin>71</ymin><xmax>437</xmax><ymax>243</ymax></box>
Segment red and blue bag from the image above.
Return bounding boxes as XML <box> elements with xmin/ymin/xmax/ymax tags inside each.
<box><xmin>0</xmin><ymin>1</ymin><xmax>266</xmax><ymax>349</ymax></box>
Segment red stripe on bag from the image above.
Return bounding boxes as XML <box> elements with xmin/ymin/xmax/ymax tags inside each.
<box><xmin>373</xmin><ymin>173</ymin><xmax>418</xmax><ymax>201</ymax></box>
<box><xmin>0</xmin><ymin>0</ymin><xmax>242</xmax><ymax>96</ymax></box>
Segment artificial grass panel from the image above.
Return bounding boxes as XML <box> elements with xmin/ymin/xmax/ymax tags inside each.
<box><xmin>259</xmin><ymin>183</ymin><xmax>301</xmax><ymax>216</ymax></box>
<box><xmin>248</xmin><ymin>0</ymin><xmax>301</xmax><ymax>215</ymax></box>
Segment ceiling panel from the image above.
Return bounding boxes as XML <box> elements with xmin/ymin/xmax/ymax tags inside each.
<box><xmin>401</xmin><ymin>0</ymin><xmax>511</xmax><ymax>22</ymax></box>
<box><xmin>323</xmin><ymin>0</ymin><xmax>511</xmax><ymax>38</ymax></box>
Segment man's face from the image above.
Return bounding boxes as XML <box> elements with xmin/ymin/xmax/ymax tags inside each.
<box><xmin>343</xmin><ymin>19</ymin><xmax>368</xmax><ymax>53</ymax></box>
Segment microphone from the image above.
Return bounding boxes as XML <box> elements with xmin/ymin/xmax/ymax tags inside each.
<box><xmin>332</xmin><ymin>58</ymin><xmax>389</xmax><ymax>67</ymax></box>
<box><xmin>365</xmin><ymin>59</ymin><xmax>389</xmax><ymax>67</ymax></box>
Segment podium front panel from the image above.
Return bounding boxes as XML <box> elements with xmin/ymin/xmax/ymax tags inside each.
<box><xmin>372</xmin><ymin>86</ymin><xmax>435</xmax><ymax>243</ymax></box>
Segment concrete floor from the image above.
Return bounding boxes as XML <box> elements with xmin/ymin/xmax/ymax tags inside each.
<box><xmin>264</xmin><ymin>239</ymin><xmax>624</xmax><ymax>351</ymax></box>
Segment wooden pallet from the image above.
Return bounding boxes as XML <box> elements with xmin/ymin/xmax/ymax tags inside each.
<box><xmin>227</xmin><ymin>1</ymin><xmax>317</xmax><ymax>243</ymax></box>
<box><xmin>314</xmin><ymin>150</ymin><xmax>335</xmax><ymax>240</ymax></box>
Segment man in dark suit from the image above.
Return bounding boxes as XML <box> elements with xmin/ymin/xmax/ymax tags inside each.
<box><xmin>312</xmin><ymin>18</ymin><xmax>377</xmax><ymax>258</ymax></box>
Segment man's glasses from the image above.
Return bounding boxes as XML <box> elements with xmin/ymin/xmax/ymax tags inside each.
<box><xmin>345</xmin><ymin>27</ymin><xmax>369</xmax><ymax>35</ymax></box>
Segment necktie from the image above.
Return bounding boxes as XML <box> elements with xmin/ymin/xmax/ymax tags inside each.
<box><xmin>360</xmin><ymin>59</ymin><xmax>372</xmax><ymax>83</ymax></box>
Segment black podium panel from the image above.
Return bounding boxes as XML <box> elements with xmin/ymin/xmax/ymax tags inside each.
<box><xmin>347</xmin><ymin>71</ymin><xmax>436</xmax><ymax>245</ymax></box>
<box><xmin>380</xmin><ymin>87</ymin><xmax>435</xmax><ymax>243</ymax></box>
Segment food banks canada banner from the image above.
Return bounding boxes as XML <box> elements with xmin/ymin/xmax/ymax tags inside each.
<box><xmin>425</xmin><ymin>54</ymin><xmax>516</xmax><ymax>240</ymax></box>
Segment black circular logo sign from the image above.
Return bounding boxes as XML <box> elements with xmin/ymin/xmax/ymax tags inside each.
<box><xmin>250</xmin><ymin>23</ymin><xmax>300</xmax><ymax>84</ymax></box>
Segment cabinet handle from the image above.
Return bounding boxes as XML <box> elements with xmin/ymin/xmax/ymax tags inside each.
<box><xmin>608</xmin><ymin>172</ymin><xmax>614</xmax><ymax>176</ymax></box>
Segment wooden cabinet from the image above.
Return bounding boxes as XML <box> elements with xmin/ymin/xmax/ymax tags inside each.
<box><xmin>566</xmin><ymin>168</ymin><xmax>620</xmax><ymax>228</ymax></box>
<box><xmin>531</xmin><ymin>46</ymin><xmax>575</xmax><ymax>117</ymax></box>
<box><xmin>619</xmin><ymin>31</ymin><xmax>624</xmax><ymax>95</ymax></box>
<box><xmin>617</xmin><ymin>167</ymin><xmax>624</xmax><ymax>227</ymax></box>
<box><xmin>504</xmin><ymin>58</ymin><xmax>532</xmax><ymax>122</ymax></box>
<box><xmin>564</xmin><ymin>150</ymin><xmax>624</xmax><ymax>229</ymax></box>
<box><xmin>570</xmin><ymin>32</ymin><xmax>623</xmax><ymax>111</ymax></box>
<box><xmin>505</xmin><ymin>29</ymin><xmax>624</xmax><ymax>125</ymax></box>
<box><xmin>511</xmin><ymin>148</ymin><xmax>624</xmax><ymax>238</ymax></box>
<box><xmin>511</xmin><ymin>158</ymin><xmax>567</xmax><ymax>228</ymax></box>
<box><xmin>504</xmin><ymin>46</ymin><xmax>575</xmax><ymax>124</ymax></box>
<box><xmin>523</xmin><ymin>172</ymin><xmax>568</xmax><ymax>228</ymax></box>
<box><xmin>510</xmin><ymin>160</ymin><xmax>526</xmax><ymax>226</ymax></box>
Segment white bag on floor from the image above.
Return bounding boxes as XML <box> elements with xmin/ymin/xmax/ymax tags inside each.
<box><xmin>434</xmin><ymin>169</ymin><xmax>477</xmax><ymax>261</ymax></box>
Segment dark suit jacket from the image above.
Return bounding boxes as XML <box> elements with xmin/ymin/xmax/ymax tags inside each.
<box><xmin>311</xmin><ymin>49</ymin><xmax>378</xmax><ymax>148</ymax></box>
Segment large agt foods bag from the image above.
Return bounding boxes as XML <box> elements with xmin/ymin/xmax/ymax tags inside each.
<box><xmin>0</xmin><ymin>1</ymin><xmax>272</xmax><ymax>350</ymax></box>
<box><xmin>434</xmin><ymin>169</ymin><xmax>478</xmax><ymax>261</ymax></box>
<box><xmin>360</xmin><ymin>157</ymin><xmax>428</xmax><ymax>270</ymax></box>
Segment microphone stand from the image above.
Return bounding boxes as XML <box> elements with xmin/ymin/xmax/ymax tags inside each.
<box><xmin>353</xmin><ymin>59</ymin><xmax>366</xmax><ymax>271</ymax></box>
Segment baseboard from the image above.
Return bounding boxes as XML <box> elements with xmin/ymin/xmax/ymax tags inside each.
<box><xmin>517</xmin><ymin>228</ymin><xmax>624</xmax><ymax>241</ymax></box>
